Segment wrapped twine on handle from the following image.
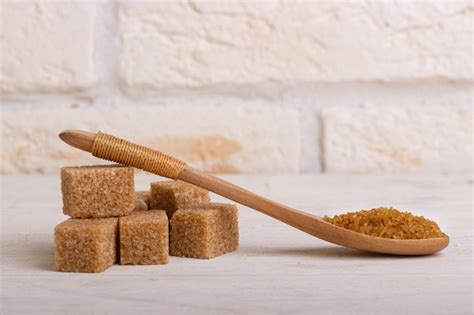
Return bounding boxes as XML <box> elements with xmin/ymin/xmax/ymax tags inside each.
<box><xmin>91</xmin><ymin>132</ymin><xmax>187</xmax><ymax>179</ymax></box>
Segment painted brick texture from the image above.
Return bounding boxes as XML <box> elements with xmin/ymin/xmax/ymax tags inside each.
<box><xmin>119</xmin><ymin>1</ymin><xmax>472</xmax><ymax>90</ymax></box>
<box><xmin>0</xmin><ymin>1</ymin><xmax>96</xmax><ymax>93</ymax></box>
<box><xmin>0</xmin><ymin>1</ymin><xmax>472</xmax><ymax>174</ymax></box>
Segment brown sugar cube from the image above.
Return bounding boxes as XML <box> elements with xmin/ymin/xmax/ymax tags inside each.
<box><xmin>119</xmin><ymin>210</ymin><xmax>169</xmax><ymax>265</ymax></box>
<box><xmin>55</xmin><ymin>218</ymin><xmax>118</xmax><ymax>273</ymax></box>
<box><xmin>61</xmin><ymin>165</ymin><xmax>134</xmax><ymax>218</ymax></box>
<box><xmin>135</xmin><ymin>191</ymin><xmax>151</xmax><ymax>209</ymax></box>
<box><xmin>150</xmin><ymin>180</ymin><xmax>210</xmax><ymax>218</ymax></box>
<box><xmin>134</xmin><ymin>198</ymin><xmax>148</xmax><ymax>212</ymax></box>
<box><xmin>134</xmin><ymin>191</ymin><xmax>149</xmax><ymax>212</ymax></box>
<box><xmin>170</xmin><ymin>203</ymin><xmax>239</xmax><ymax>259</ymax></box>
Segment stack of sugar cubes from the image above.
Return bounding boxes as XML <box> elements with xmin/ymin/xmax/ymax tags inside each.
<box><xmin>55</xmin><ymin>165</ymin><xmax>239</xmax><ymax>273</ymax></box>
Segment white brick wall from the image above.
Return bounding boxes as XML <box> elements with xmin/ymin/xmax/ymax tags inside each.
<box><xmin>119</xmin><ymin>1</ymin><xmax>472</xmax><ymax>90</ymax></box>
<box><xmin>0</xmin><ymin>1</ymin><xmax>472</xmax><ymax>174</ymax></box>
<box><xmin>1</xmin><ymin>103</ymin><xmax>299</xmax><ymax>174</ymax></box>
<box><xmin>0</xmin><ymin>1</ymin><xmax>96</xmax><ymax>93</ymax></box>
<box><xmin>323</xmin><ymin>105</ymin><xmax>473</xmax><ymax>173</ymax></box>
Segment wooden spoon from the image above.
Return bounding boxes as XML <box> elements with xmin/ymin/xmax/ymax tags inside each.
<box><xmin>59</xmin><ymin>129</ymin><xmax>449</xmax><ymax>256</ymax></box>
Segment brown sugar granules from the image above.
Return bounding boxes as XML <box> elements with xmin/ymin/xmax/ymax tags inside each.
<box><xmin>134</xmin><ymin>191</ymin><xmax>150</xmax><ymax>212</ymax></box>
<box><xmin>323</xmin><ymin>207</ymin><xmax>447</xmax><ymax>239</ymax></box>
<box><xmin>170</xmin><ymin>203</ymin><xmax>239</xmax><ymax>259</ymax></box>
<box><xmin>119</xmin><ymin>210</ymin><xmax>169</xmax><ymax>265</ymax></box>
<box><xmin>55</xmin><ymin>218</ymin><xmax>118</xmax><ymax>273</ymax></box>
<box><xmin>135</xmin><ymin>191</ymin><xmax>151</xmax><ymax>209</ymax></box>
<box><xmin>150</xmin><ymin>180</ymin><xmax>210</xmax><ymax>218</ymax></box>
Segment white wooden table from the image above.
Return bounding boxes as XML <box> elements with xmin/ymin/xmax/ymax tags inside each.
<box><xmin>1</xmin><ymin>174</ymin><xmax>472</xmax><ymax>314</ymax></box>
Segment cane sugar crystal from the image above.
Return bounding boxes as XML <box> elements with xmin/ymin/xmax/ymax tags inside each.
<box><xmin>323</xmin><ymin>207</ymin><xmax>447</xmax><ymax>239</ymax></box>
<box><xmin>134</xmin><ymin>191</ymin><xmax>151</xmax><ymax>212</ymax></box>
<box><xmin>61</xmin><ymin>165</ymin><xmax>134</xmax><ymax>218</ymax></box>
<box><xmin>55</xmin><ymin>218</ymin><xmax>118</xmax><ymax>273</ymax></box>
<box><xmin>134</xmin><ymin>198</ymin><xmax>148</xmax><ymax>212</ymax></box>
<box><xmin>170</xmin><ymin>203</ymin><xmax>238</xmax><ymax>259</ymax></box>
<box><xmin>150</xmin><ymin>180</ymin><xmax>210</xmax><ymax>218</ymax></box>
<box><xmin>134</xmin><ymin>192</ymin><xmax>149</xmax><ymax>212</ymax></box>
<box><xmin>119</xmin><ymin>210</ymin><xmax>169</xmax><ymax>265</ymax></box>
<box><xmin>135</xmin><ymin>191</ymin><xmax>151</xmax><ymax>209</ymax></box>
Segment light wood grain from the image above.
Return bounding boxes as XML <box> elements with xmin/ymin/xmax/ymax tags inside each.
<box><xmin>58</xmin><ymin>130</ymin><xmax>449</xmax><ymax>255</ymax></box>
<box><xmin>58</xmin><ymin>129</ymin><xmax>96</xmax><ymax>152</ymax></box>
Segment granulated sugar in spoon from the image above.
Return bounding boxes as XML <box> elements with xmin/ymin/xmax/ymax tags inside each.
<box><xmin>59</xmin><ymin>130</ymin><xmax>449</xmax><ymax>256</ymax></box>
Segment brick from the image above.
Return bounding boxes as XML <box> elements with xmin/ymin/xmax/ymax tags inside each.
<box><xmin>0</xmin><ymin>104</ymin><xmax>300</xmax><ymax>174</ymax></box>
<box><xmin>119</xmin><ymin>1</ymin><xmax>472</xmax><ymax>90</ymax></box>
<box><xmin>322</xmin><ymin>106</ymin><xmax>473</xmax><ymax>173</ymax></box>
<box><xmin>0</xmin><ymin>1</ymin><xmax>96</xmax><ymax>93</ymax></box>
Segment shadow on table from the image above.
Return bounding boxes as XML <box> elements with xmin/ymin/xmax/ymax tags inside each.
<box><xmin>3</xmin><ymin>236</ymin><xmax>438</xmax><ymax>272</ymax></box>
<box><xmin>239</xmin><ymin>245</ymin><xmax>438</xmax><ymax>260</ymax></box>
<box><xmin>1</xmin><ymin>236</ymin><xmax>55</xmax><ymax>271</ymax></box>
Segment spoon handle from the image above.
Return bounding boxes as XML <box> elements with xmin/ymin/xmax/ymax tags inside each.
<box><xmin>179</xmin><ymin>166</ymin><xmax>328</xmax><ymax>233</ymax></box>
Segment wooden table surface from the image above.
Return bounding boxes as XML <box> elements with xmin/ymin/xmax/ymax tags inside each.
<box><xmin>1</xmin><ymin>174</ymin><xmax>472</xmax><ymax>314</ymax></box>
